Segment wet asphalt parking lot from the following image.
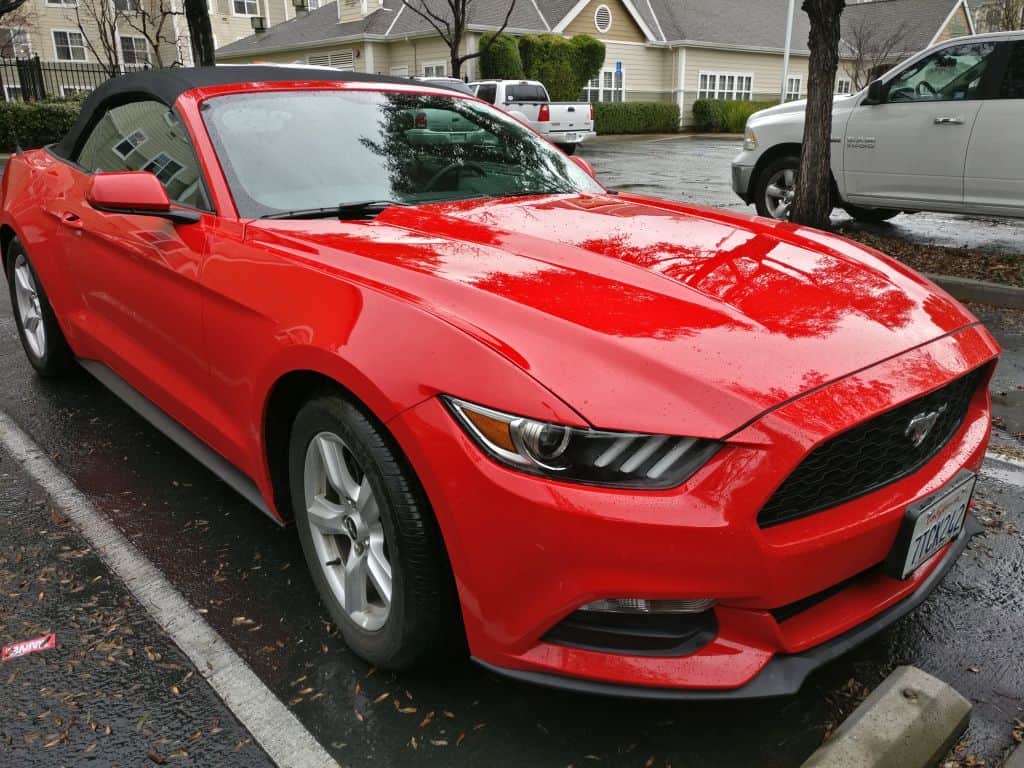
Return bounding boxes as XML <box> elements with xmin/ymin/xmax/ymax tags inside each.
<box><xmin>0</xmin><ymin>141</ymin><xmax>1023</xmax><ymax>767</ymax></box>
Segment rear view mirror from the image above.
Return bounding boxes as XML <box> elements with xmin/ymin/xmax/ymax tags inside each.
<box><xmin>863</xmin><ymin>79</ymin><xmax>887</xmax><ymax>105</ymax></box>
<box><xmin>87</xmin><ymin>172</ymin><xmax>199</xmax><ymax>224</ymax></box>
<box><xmin>571</xmin><ymin>155</ymin><xmax>595</xmax><ymax>177</ymax></box>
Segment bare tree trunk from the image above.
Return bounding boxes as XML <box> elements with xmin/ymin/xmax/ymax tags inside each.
<box><xmin>791</xmin><ymin>0</ymin><xmax>844</xmax><ymax>230</ymax></box>
<box><xmin>184</xmin><ymin>0</ymin><xmax>215</xmax><ymax>65</ymax></box>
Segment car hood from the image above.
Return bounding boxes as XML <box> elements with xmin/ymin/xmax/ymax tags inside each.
<box><xmin>252</xmin><ymin>194</ymin><xmax>978</xmax><ymax>437</ymax></box>
<box><xmin>749</xmin><ymin>94</ymin><xmax>858</xmax><ymax>125</ymax></box>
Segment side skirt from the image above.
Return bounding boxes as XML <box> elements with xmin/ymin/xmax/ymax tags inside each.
<box><xmin>78</xmin><ymin>359</ymin><xmax>278</xmax><ymax>524</ymax></box>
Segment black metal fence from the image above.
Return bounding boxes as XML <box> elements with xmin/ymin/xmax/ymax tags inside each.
<box><xmin>0</xmin><ymin>57</ymin><xmax>149</xmax><ymax>102</ymax></box>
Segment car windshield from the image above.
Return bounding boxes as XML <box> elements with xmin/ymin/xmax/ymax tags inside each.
<box><xmin>202</xmin><ymin>89</ymin><xmax>603</xmax><ymax>218</ymax></box>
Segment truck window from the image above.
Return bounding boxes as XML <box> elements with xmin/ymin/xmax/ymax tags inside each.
<box><xmin>476</xmin><ymin>83</ymin><xmax>497</xmax><ymax>104</ymax></box>
<box><xmin>507</xmin><ymin>84</ymin><xmax>547</xmax><ymax>103</ymax></box>
<box><xmin>1000</xmin><ymin>41</ymin><xmax>1024</xmax><ymax>99</ymax></box>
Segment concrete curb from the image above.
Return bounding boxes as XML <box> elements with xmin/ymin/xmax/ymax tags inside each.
<box><xmin>801</xmin><ymin>666</ymin><xmax>971</xmax><ymax>768</ymax></box>
<box><xmin>926</xmin><ymin>273</ymin><xmax>1024</xmax><ymax>310</ymax></box>
<box><xmin>1004</xmin><ymin>741</ymin><xmax>1024</xmax><ymax>768</ymax></box>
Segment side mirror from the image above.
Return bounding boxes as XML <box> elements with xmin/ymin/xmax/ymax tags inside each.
<box><xmin>571</xmin><ymin>155</ymin><xmax>595</xmax><ymax>177</ymax></box>
<box><xmin>863</xmin><ymin>79</ymin><xmax>887</xmax><ymax>105</ymax></box>
<box><xmin>87</xmin><ymin>172</ymin><xmax>199</xmax><ymax>224</ymax></box>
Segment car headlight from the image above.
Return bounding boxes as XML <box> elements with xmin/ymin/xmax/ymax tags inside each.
<box><xmin>743</xmin><ymin>125</ymin><xmax>758</xmax><ymax>151</ymax></box>
<box><xmin>442</xmin><ymin>396</ymin><xmax>720</xmax><ymax>489</ymax></box>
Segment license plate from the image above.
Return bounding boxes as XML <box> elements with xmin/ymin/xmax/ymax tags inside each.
<box><xmin>885</xmin><ymin>472</ymin><xmax>975</xmax><ymax>580</ymax></box>
<box><xmin>562</xmin><ymin>133</ymin><xmax>580</xmax><ymax>142</ymax></box>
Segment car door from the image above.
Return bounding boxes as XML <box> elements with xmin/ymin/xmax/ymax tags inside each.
<box><xmin>843</xmin><ymin>40</ymin><xmax>1001</xmax><ymax>210</ymax></box>
<box><xmin>56</xmin><ymin>99</ymin><xmax>225</xmax><ymax>439</ymax></box>
<box><xmin>964</xmin><ymin>39</ymin><xmax>1024</xmax><ymax>215</ymax></box>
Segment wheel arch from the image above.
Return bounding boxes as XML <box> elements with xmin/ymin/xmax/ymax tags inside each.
<box><xmin>0</xmin><ymin>224</ymin><xmax>18</xmax><ymax>276</ymax></box>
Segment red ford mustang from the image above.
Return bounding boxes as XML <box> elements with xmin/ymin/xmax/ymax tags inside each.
<box><xmin>1</xmin><ymin>67</ymin><xmax>999</xmax><ymax>698</ymax></box>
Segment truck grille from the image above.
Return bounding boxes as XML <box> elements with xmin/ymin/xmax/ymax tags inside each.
<box><xmin>758</xmin><ymin>368</ymin><xmax>983</xmax><ymax>528</ymax></box>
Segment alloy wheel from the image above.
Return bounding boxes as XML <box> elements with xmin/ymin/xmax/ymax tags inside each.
<box><xmin>764</xmin><ymin>167</ymin><xmax>797</xmax><ymax>220</ymax></box>
<box><xmin>303</xmin><ymin>432</ymin><xmax>392</xmax><ymax>631</ymax></box>
<box><xmin>13</xmin><ymin>254</ymin><xmax>47</xmax><ymax>359</ymax></box>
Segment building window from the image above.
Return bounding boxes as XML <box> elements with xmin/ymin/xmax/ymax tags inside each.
<box><xmin>423</xmin><ymin>62</ymin><xmax>446</xmax><ymax>77</ymax></box>
<box><xmin>0</xmin><ymin>28</ymin><xmax>30</xmax><ymax>59</ymax></box>
<box><xmin>112</xmin><ymin>128</ymin><xmax>147</xmax><ymax>158</ymax></box>
<box><xmin>114</xmin><ymin>0</ymin><xmax>142</xmax><ymax>9</ymax></box>
<box><xmin>120</xmin><ymin>36</ymin><xmax>149</xmax><ymax>65</ymax></box>
<box><xmin>46</xmin><ymin>0</ymin><xmax>78</xmax><ymax>6</ymax></box>
<box><xmin>698</xmin><ymin>72</ymin><xmax>753</xmax><ymax>100</ymax></box>
<box><xmin>144</xmin><ymin>152</ymin><xmax>184</xmax><ymax>184</ymax></box>
<box><xmin>53</xmin><ymin>31</ymin><xmax>87</xmax><ymax>62</ymax></box>
<box><xmin>836</xmin><ymin>78</ymin><xmax>852</xmax><ymax>95</ymax></box>
<box><xmin>583</xmin><ymin>68</ymin><xmax>625</xmax><ymax>102</ymax></box>
<box><xmin>307</xmin><ymin>0</ymin><xmax>319</xmax><ymax>9</ymax></box>
<box><xmin>233</xmin><ymin>0</ymin><xmax>258</xmax><ymax>15</ymax></box>
<box><xmin>594</xmin><ymin>4</ymin><xmax>612</xmax><ymax>33</ymax></box>
<box><xmin>4</xmin><ymin>85</ymin><xmax>22</xmax><ymax>101</ymax></box>
<box><xmin>60</xmin><ymin>84</ymin><xmax>92</xmax><ymax>97</ymax></box>
<box><xmin>785</xmin><ymin>75</ymin><xmax>802</xmax><ymax>101</ymax></box>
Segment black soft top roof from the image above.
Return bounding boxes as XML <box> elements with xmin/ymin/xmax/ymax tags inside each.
<box><xmin>53</xmin><ymin>65</ymin><xmax>426</xmax><ymax>159</ymax></box>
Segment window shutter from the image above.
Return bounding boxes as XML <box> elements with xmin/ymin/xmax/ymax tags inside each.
<box><xmin>329</xmin><ymin>50</ymin><xmax>354</xmax><ymax>70</ymax></box>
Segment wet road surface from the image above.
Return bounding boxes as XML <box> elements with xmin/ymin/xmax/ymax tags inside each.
<box><xmin>0</xmin><ymin>448</ymin><xmax>274</xmax><ymax>766</ymax></box>
<box><xmin>579</xmin><ymin>136</ymin><xmax>1024</xmax><ymax>254</ymax></box>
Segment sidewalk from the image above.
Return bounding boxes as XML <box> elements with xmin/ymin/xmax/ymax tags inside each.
<box><xmin>0</xmin><ymin>452</ymin><xmax>275</xmax><ymax>767</ymax></box>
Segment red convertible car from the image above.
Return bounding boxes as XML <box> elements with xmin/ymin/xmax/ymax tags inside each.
<box><xmin>1</xmin><ymin>67</ymin><xmax>999</xmax><ymax>698</ymax></box>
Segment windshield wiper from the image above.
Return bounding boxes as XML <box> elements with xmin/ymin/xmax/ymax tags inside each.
<box><xmin>260</xmin><ymin>200</ymin><xmax>407</xmax><ymax>221</ymax></box>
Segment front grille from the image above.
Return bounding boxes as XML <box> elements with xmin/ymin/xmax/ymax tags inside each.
<box><xmin>758</xmin><ymin>368</ymin><xmax>983</xmax><ymax>527</ymax></box>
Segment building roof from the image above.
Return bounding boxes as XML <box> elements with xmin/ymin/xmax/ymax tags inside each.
<box><xmin>217</xmin><ymin>0</ymin><xmax>964</xmax><ymax>60</ymax></box>
<box><xmin>840</xmin><ymin>0</ymin><xmax>965</xmax><ymax>55</ymax></box>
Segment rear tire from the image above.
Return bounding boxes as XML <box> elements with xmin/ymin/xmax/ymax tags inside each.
<box><xmin>289</xmin><ymin>393</ymin><xmax>462</xmax><ymax>670</ymax></box>
<box><xmin>6</xmin><ymin>237</ymin><xmax>74</xmax><ymax>377</ymax></box>
<box><xmin>561</xmin><ymin>143</ymin><xmax>578</xmax><ymax>156</ymax></box>
<box><xmin>842</xmin><ymin>204</ymin><xmax>901</xmax><ymax>223</ymax></box>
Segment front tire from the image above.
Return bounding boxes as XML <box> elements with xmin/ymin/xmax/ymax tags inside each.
<box><xmin>6</xmin><ymin>238</ymin><xmax>74</xmax><ymax>377</ymax></box>
<box><xmin>842</xmin><ymin>204</ymin><xmax>901</xmax><ymax>223</ymax></box>
<box><xmin>754</xmin><ymin>155</ymin><xmax>801</xmax><ymax>220</ymax></box>
<box><xmin>289</xmin><ymin>394</ymin><xmax>461</xmax><ymax>670</ymax></box>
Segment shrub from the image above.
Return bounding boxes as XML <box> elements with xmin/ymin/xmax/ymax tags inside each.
<box><xmin>518</xmin><ymin>33</ymin><xmax>606</xmax><ymax>101</ymax></box>
<box><xmin>691</xmin><ymin>99</ymin><xmax>776</xmax><ymax>133</ymax></box>
<box><xmin>479</xmin><ymin>33</ymin><xmax>523</xmax><ymax>80</ymax></box>
<box><xmin>0</xmin><ymin>99</ymin><xmax>80</xmax><ymax>151</ymax></box>
<box><xmin>594</xmin><ymin>102</ymin><xmax>680</xmax><ymax>135</ymax></box>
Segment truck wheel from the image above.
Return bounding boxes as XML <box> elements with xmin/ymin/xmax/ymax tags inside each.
<box><xmin>754</xmin><ymin>156</ymin><xmax>799</xmax><ymax>220</ymax></box>
<box><xmin>842</xmin><ymin>204</ymin><xmax>900</xmax><ymax>223</ymax></box>
<box><xmin>561</xmin><ymin>143</ymin><xmax>578</xmax><ymax>156</ymax></box>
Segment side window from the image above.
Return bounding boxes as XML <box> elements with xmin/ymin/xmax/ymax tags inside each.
<box><xmin>999</xmin><ymin>41</ymin><xmax>1024</xmax><ymax>99</ymax></box>
<box><xmin>74</xmin><ymin>100</ymin><xmax>211</xmax><ymax>211</ymax></box>
<box><xmin>476</xmin><ymin>83</ymin><xmax>497</xmax><ymax>104</ymax></box>
<box><xmin>887</xmin><ymin>42</ymin><xmax>998</xmax><ymax>103</ymax></box>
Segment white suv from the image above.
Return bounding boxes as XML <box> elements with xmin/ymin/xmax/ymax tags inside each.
<box><xmin>732</xmin><ymin>31</ymin><xmax>1024</xmax><ymax>221</ymax></box>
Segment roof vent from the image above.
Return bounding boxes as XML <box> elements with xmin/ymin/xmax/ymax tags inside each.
<box><xmin>594</xmin><ymin>4</ymin><xmax>612</xmax><ymax>33</ymax></box>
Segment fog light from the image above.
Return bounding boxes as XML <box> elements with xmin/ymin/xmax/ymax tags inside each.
<box><xmin>579</xmin><ymin>598</ymin><xmax>716</xmax><ymax>614</ymax></box>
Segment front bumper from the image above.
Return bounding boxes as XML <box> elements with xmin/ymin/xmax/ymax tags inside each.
<box><xmin>387</xmin><ymin>324</ymin><xmax>998</xmax><ymax>696</ymax></box>
<box><xmin>474</xmin><ymin>515</ymin><xmax>981</xmax><ymax>699</ymax></box>
<box><xmin>732</xmin><ymin>161</ymin><xmax>755</xmax><ymax>203</ymax></box>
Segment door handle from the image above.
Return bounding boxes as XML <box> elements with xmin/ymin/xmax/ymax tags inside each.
<box><xmin>933</xmin><ymin>116</ymin><xmax>964</xmax><ymax>125</ymax></box>
<box><xmin>59</xmin><ymin>212</ymin><xmax>84</xmax><ymax>230</ymax></box>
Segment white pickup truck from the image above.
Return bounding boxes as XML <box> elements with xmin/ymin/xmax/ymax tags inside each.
<box><xmin>469</xmin><ymin>80</ymin><xmax>595</xmax><ymax>154</ymax></box>
<box><xmin>732</xmin><ymin>31</ymin><xmax>1024</xmax><ymax>222</ymax></box>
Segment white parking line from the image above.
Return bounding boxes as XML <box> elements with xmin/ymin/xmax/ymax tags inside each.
<box><xmin>0</xmin><ymin>412</ymin><xmax>339</xmax><ymax>768</ymax></box>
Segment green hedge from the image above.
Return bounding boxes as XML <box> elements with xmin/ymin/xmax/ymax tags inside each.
<box><xmin>594</xmin><ymin>102</ymin><xmax>680</xmax><ymax>135</ymax></box>
<box><xmin>479</xmin><ymin>32</ymin><xmax>524</xmax><ymax>80</ymax></box>
<box><xmin>691</xmin><ymin>99</ymin><xmax>776</xmax><ymax>133</ymax></box>
<box><xmin>518</xmin><ymin>33</ymin><xmax>605</xmax><ymax>101</ymax></box>
<box><xmin>0</xmin><ymin>99</ymin><xmax>80</xmax><ymax>151</ymax></box>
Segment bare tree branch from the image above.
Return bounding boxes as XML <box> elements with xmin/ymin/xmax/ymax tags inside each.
<box><xmin>402</xmin><ymin>0</ymin><xmax>517</xmax><ymax>77</ymax></box>
<box><xmin>840</xmin><ymin>15</ymin><xmax>909</xmax><ymax>89</ymax></box>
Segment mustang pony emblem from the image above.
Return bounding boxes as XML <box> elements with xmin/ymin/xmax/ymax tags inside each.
<box><xmin>905</xmin><ymin>405</ymin><xmax>948</xmax><ymax>448</ymax></box>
